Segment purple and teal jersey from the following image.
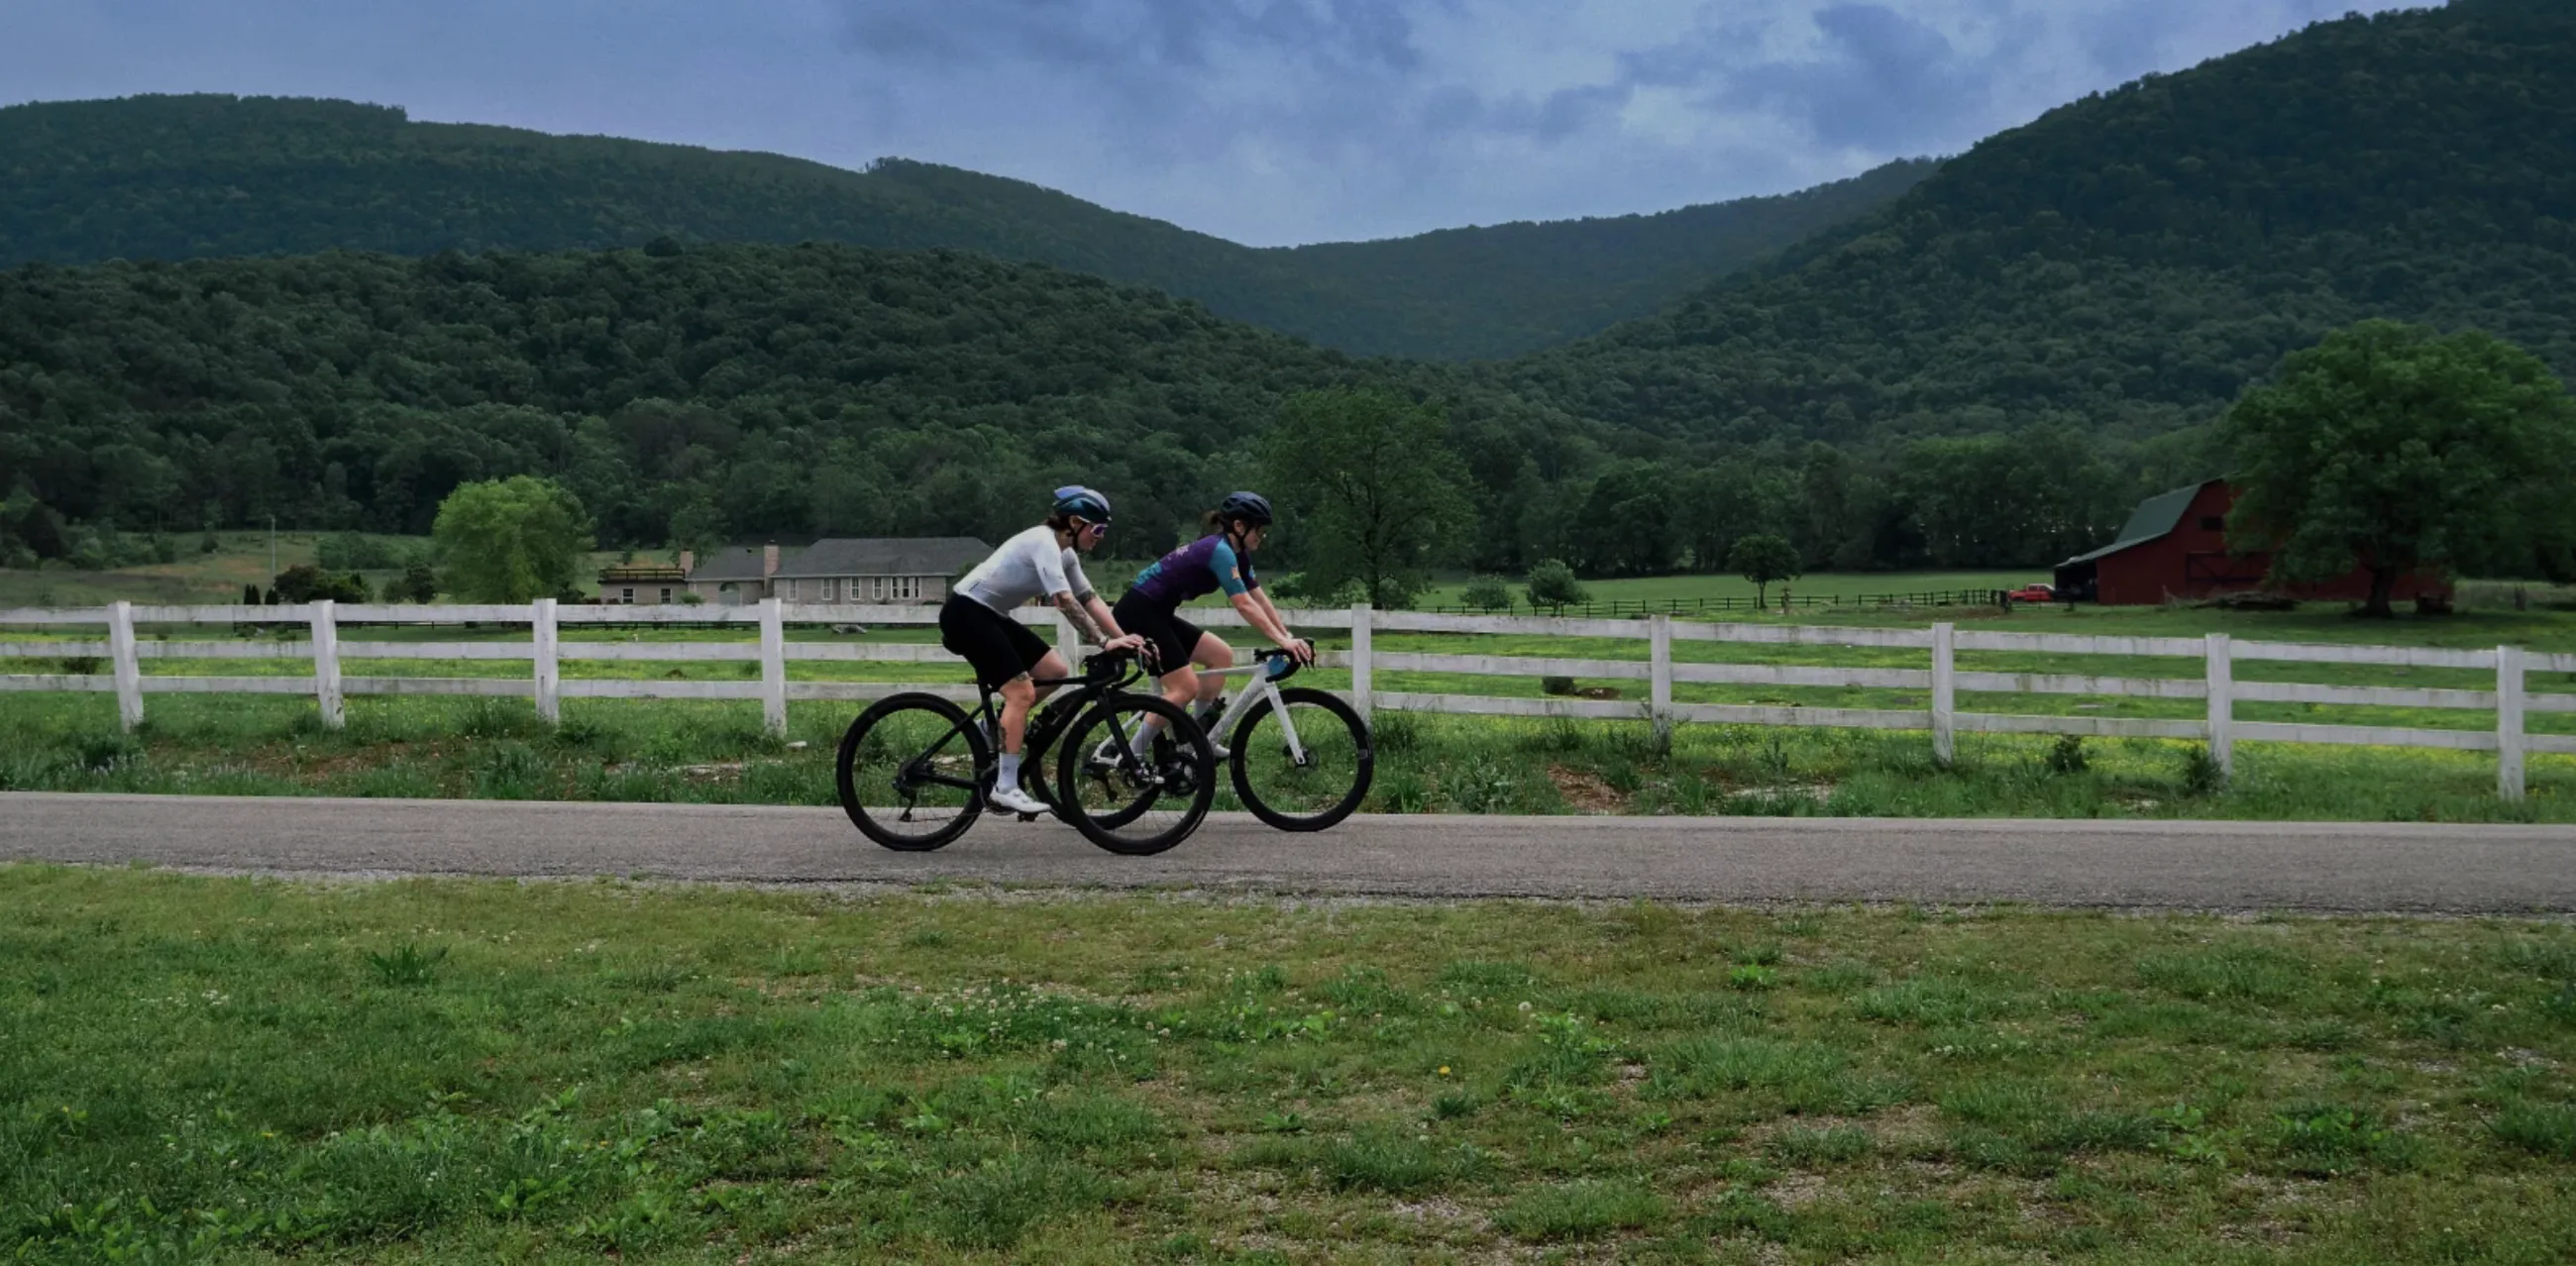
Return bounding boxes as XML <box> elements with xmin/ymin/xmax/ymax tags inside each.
<box><xmin>1127</xmin><ymin>535</ymin><xmax>1258</xmax><ymax>613</ymax></box>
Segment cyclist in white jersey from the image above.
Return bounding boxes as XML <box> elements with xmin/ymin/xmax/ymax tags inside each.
<box><xmin>938</xmin><ymin>485</ymin><xmax>1145</xmax><ymax>814</ymax></box>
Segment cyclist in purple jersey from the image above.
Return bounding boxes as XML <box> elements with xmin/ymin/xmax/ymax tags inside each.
<box><xmin>1110</xmin><ymin>491</ymin><xmax>1313</xmax><ymax>758</ymax></box>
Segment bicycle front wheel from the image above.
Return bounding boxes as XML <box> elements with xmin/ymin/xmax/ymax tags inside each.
<box><xmin>836</xmin><ymin>693</ymin><xmax>988</xmax><ymax>851</ymax></box>
<box><xmin>1054</xmin><ymin>694</ymin><xmax>1215</xmax><ymax>856</ymax></box>
<box><xmin>1230</xmin><ymin>686</ymin><xmax>1373</xmax><ymax>832</ymax></box>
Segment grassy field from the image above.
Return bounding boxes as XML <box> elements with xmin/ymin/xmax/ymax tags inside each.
<box><xmin>5</xmin><ymin>867</ymin><xmax>2574</xmax><ymax>1262</ymax></box>
<box><xmin>5</xmin><ymin>599</ymin><xmax>2576</xmax><ymax>821</ymax></box>
<box><xmin>0</xmin><ymin>534</ymin><xmax>680</xmax><ymax>608</ymax></box>
<box><xmin>1411</xmin><ymin>572</ymin><xmax>2043</xmax><ymax>610</ymax></box>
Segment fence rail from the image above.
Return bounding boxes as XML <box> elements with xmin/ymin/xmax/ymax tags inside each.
<box><xmin>2</xmin><ymin>599</ymin><xmax>2565</xmax><ymax>801</ymax></box>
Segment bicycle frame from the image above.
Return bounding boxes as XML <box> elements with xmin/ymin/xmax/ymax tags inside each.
<box><xmin>1192</xmin><ymin>652</ymin><xmax>1310</xmax><ymax>765</ymax></box>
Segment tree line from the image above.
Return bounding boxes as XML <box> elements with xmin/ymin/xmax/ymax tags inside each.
<box><xmin>0</xmin><ymin>241</ymin><xmax>2198</xmax><ymax>589</ymax></box>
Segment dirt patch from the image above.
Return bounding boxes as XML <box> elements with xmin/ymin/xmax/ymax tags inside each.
<box><xmin>1546</xmin><ymin>765</ymin><xmax>1629</xmax><ymax>814</ymax></box>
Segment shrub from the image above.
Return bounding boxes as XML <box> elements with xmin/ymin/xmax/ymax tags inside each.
<box><xmin>1460</xmin><ymin>577</ymin><xmax>1513</xmax><ymax>611</ymax></box>
<box><xmin>1526</xmin><ymin>559</ymin><xmax>1588</xmax><ymax>608</ymax></box>
<box><xmin>2045</xmin><ymin>734</ymin><xmax>2090</xmax><ymax>775</ymax></box>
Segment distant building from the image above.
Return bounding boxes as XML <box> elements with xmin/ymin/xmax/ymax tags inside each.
<box><xmin>682</xmin><ymin>546</ymin><xmax>779</xmax><ymax>605</ymax></box>
<box><xmin>770</xmin><ymin>537</ymin><xmax>990</xmax><ymax>604</ymax></box>
<box><xmin>679</xmin><ymin>538</ymin><xmax>990</xmax><ymax>605</ymax></box>
<box><xmin>2055</xmin><ymin>479</ymin><xmax>2450</xmax><ymax>605</ymax></box>
<box><xmin>596</xmin><ymin>562</ymin><xmax>685</xmax><ymax>605</ymax></box>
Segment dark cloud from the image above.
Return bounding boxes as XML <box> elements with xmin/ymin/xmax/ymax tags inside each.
<box><xmin>1715</xmin><ymin>4</ymin><xmax>2012</xmax><ymax>152</ymax></box>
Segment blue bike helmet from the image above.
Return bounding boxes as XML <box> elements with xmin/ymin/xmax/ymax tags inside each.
<box><xmin>1051</xmin><ymin>485</ymin><xmax>1113</xmax><ymax>522</ymax></box>
<box><xmin>1218</xmin><ymin>490</ymin><xmax>1274</xmax><ymax>527</ymax></box>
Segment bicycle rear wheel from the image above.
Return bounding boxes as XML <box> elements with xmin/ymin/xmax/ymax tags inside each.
<box><xmin>1230</xmin><ymin>686</ymin><xmax>1373</xmax><ymax>832</ymax></box>
<box><xmin>1054</xmin><ymin>694</ymin><xmax>1215</xmax><ymax>855</ymax></box>
<box><xmin>836</xmin><ymin>693</ymin><xmax>988</xmax><ymax>851</ymax></box>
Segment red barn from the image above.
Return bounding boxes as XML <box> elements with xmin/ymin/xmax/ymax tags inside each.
<box><xmin>2053</xmin><ymin>479</ymin><xmax>2450</xmax><ymax>605</ymax></box>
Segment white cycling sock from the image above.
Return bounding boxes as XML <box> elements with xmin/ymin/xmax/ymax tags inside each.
<box><xmin>1128</xmin><ymin>715</ymin><xmax>1165</xmax><ymax>757</ymax></box>
<box><xmin>998</xmin><ymin>750</ymin><xmax>1021</xmax><ymax>788</ymax></box>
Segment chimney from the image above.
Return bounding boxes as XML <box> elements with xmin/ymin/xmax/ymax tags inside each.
<box><xmin>678</xmin><ymin>549</ymin><xmax>695</xmax><ymax>576</ymax></box>
<box><xmin>762</xmin><ymin>543</ymin><xmax>780</xmax><ymax>579</ymax></box>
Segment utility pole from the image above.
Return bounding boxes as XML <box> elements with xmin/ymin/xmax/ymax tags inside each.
<box><xmin>268</xmin><ymin>514</ymin><xmax>277</xmax><ymax>580</ymax></box>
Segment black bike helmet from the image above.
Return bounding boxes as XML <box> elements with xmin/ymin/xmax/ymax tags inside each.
<box><xmin>1218</xmin><ymin>490</ymin><xmax>1274</xmax><ymax>527</ymax></box>
<box><xmin>1052</xmin><ymin>484</ymin><xmax>1113</xmax><ymax>522</ymax></box>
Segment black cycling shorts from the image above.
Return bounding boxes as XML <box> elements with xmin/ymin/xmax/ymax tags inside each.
<box><xmin>939</xmin><ymin>593</ymin><xmax>1052</xmax><ymax>687</ymax></box>
<box><xmin>1112</xmin><ymin>593</ymin><xmax>1213</xmax><ymax>677</ymax></box>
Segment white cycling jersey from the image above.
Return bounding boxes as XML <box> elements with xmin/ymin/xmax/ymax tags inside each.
<box><xmin>955</xmin><ymin>525</ymin><xmax>1094</xmax><ymax>612</ymax></box>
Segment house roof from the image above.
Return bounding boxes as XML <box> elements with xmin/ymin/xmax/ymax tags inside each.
<box><xmin>773</xmin><ymin>537</ymin><xmax>992</xmax><ymax>579</ymax></box>
<box><xmin>687</xmin><ymin>546</ymin><xmax>770</xmax><ymax>582</ymax></box>
<box><xmin>2059</xmin><ymin>479</ymin><xmax>2220</xmax><ymax>567</ymax></box>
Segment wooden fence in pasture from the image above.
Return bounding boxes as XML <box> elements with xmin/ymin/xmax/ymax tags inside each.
<box><xmin>2</xmin><ymin>600</ymin><xmax>2567</xmax><ymax>801</ymax></box>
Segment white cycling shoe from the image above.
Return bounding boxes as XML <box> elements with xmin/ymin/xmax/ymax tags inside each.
<box><xmin>987</xmin><ymin>785</ymin><xmax>1047</xmax><ymax>815</ymax></box>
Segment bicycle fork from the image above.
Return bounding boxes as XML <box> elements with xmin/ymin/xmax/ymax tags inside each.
<box><xmin>1211</xmin><ymin>676</ymin><xmax>1310</xmax><ymax>767</ymax></box>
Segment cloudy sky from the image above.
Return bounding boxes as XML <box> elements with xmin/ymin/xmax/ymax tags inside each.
<box><xmin>6</xmin><ymin>0</ymin><xmax>2421</xmax><ymax>246</ymax></box>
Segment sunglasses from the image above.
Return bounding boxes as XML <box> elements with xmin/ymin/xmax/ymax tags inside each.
<box><xmin>1082</xmin><ymin>521</ymin><xmax>1110</xmax><ymax>540</ymax></box>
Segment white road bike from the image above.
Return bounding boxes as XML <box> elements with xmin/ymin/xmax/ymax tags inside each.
<box><xmin>1190</xmin><ymin>647</ymin><xmax>1374</xmax><ymax>831</ymax></box>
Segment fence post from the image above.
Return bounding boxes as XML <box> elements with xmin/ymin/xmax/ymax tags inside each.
<box><xmin>2499</xmin><ymin>645</ymin><xmax>2525</xmax><ymax>802</ymax></box>
<box><xmin>107</xmin><ymin>600</ymin><xmax>144</xmax><ymax>732</ymax></box>
<box><xmin>1930</xmin><ymin>622</ymin><xmax>1955</xmax><ymax>767</ymax></box>
<box><xmin>1349</xmin><ymin>602</ymin><xmax>1373</xmax><ymax>722</ymax></box>
<box><xmin>532</xmin><ymin>598</ymin><xmax>561</xmax><ymax>725</ymax></box>
<box><xmin>310</xmin><ymin>599</ymin><xmax>344</xmax><ymax>729</ymax></box>
<box><xmin>2204</xmin><ymin>633</ymin><xmax>2233</xmax><ymax>785</ymax></box>
<box><xmin>1650</xmin><ymin>613</ymin><xmax>1673</xmax><ymax>745</ymax></box>
<box><xmin>758</xmin><ymin>597</ymin><xmax>789</xmax><ymax>736</ymax></box>
<box><xmin>1054</xmin><ymin>609</ymin><xmax>1080</xmax><ymax>672</ymax></box>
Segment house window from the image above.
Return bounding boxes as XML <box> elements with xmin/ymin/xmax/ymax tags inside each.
<box><xmin>898</xmin><ymin>576</ymin><xmax>921</xmax><ymax>600</ymax></box>
<box><xmin>2200</xmin><ymin>516</ymin><xmax>2225</xmax><ymax>532</ymax></box>
<box><xmin>620</xmin><ymin>586</ymin><xmax>635</xmax><ymax>603</ymax></box>
<box><xmin>816</xmin><ymin>578</ymin><xmax>836</xmax><ymax>601</ymax></box>
<box><xmin>658</xmin><ymin>587</ymin><xmax>673</xmax><ymax>603</ymax></box>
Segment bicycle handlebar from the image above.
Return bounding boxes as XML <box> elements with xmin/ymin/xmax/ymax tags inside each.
<box><xmin>1252</xmin><ymin>647</ymin><xmax>1304</xmax><ymax>684</ymax></box>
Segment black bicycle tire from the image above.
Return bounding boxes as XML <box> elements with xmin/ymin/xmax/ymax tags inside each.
<box><xmin>1229</xmin><ymin>686</ymin><xmax>1374</xmax><ymax>832</ymax></box>
<box><xmin>1053</xmin><ymin>694</ymin><xmax>1215</xmax><ymax>856</ymax></box>
<box><xmin>836</xmin><ymin>693</ymin><xmax>988</xmax><ymax>851</ymax></box>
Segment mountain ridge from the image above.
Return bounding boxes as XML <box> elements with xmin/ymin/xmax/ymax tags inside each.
<box><xmin>0</xmin><ymin>93</ymin><xmax>1930</xmax><ymax>360</ymax></box>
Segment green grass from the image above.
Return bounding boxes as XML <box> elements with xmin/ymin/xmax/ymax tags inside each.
<box><xmin>5</xmin><ymin>868</ymin><xmax>2575</xmax><ymax>1262</ymax></box>
<box><xmin>0</xmin><ymin>533</ymin><xmax>671</xmax><ymax>607</ymax></box>
<box><xmin>4</xmin><ymin>688</ymin><xmax>2574</xmax><ymax>823</ymax></box>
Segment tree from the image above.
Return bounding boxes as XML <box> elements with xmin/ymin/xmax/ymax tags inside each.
<box><xmin>1566</xmin><ymin>463</ymin><xmax>1676</xmax><ymax>578</ymax></box>
<box><xmin>431</xmin><ymin>476</ymin><xmax>596</xmax><ymax>603</ymax></box>
<box><xmin>1526</xmin><ymin>559</ymin><xmax>1589</xmax><ymax>610</ymax></box>
<box><xmin>2221</xmin><ymin>321</ymin><xmax>2576</xmax><ymax>617</ymax></box>
<box><xmin>1259</xmin><ymin>387</ymin><xmax>1472</xmax><ymax>609</ymax></box>
<box><xmin>391</xmin><ymin>564</ymin><xmax>439</xmax><ymax>603</ymax></box>
<box><xmin>1728</xmin><ymin>534</ymin><xmax>1803</xmax><ymax>608</ymax></box>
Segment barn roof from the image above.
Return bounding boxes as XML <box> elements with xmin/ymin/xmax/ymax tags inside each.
<box><xmin>2060</xmin><ymin>478</ymin><xmax>2220</xmax><ymax>567</ymax></box>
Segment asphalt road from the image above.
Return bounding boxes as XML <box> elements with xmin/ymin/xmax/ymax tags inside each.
<box><xmin>6</xmin><ymin>791</ymin><xmax>2576</xmax><ymax>912</ymax></box>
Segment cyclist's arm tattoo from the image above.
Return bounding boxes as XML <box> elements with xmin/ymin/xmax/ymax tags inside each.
<box><xmin>1053</xmin><ymin>591</ymin><xmax>1112</xmax><ymax>646</ymax></box>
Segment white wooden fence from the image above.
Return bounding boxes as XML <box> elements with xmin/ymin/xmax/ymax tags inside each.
<box><xmin>3</xmin><ymin>600</ymin><xmax>2569</xmax><ymax>800</ymax></box>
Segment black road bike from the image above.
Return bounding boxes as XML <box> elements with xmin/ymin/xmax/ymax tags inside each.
<box><xmin>835</xmin><ymin>650</ymin><xmax>1217</xmax><ymax>855</ymax></box>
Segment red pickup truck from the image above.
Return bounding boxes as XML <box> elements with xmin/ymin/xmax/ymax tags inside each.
<box><xmin>2006</xmin><ymin>583</ymin><xmax>2057</xmax><ymax>603</ymax></box>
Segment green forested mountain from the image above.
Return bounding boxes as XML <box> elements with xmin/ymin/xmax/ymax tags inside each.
<box><xmin>0</xmin><ymin>239</ymin><xmax>2136</xmax><ymax>582</ymax></box>
<box><xmin>0</xmin><ymin>94</ymin><xmax>1927</xmax><ymax>360</ymax></box>
<box><xmin>1513</xmin><ymin>0</ymin><xmax>2576</xmax><ymax>447</ymax></box>
<box><xmin>0</xmin><ymin>243</ymin><xmax>1577</xmax><ymax>556</ymax></box>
